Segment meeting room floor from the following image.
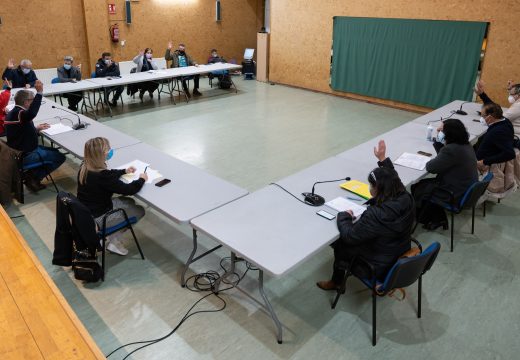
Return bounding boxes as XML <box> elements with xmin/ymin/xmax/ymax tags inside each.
<box><xmin>5</xmin><ymin>78</ymin><xmax>520</xmax><ymax>359</ymax></box>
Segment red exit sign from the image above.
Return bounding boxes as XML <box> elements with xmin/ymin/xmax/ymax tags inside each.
<box><xmin>108</xmin><ymin>4</ymin><xmax>116</xmax><ymax>14</ymax></box>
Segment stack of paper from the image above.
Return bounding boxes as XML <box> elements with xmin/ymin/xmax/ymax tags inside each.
<box><xmin>41</xmin><ymin>123</ymin><xmax>74</xmax><ymax>136</ymax></box>
<box><xmin>325</xmin><ymin>197</ymin><xmax>367</xmax><ymax>218</ymax></box>
<box><xmin>394</xmin><ymin>152</ymin><xmax>430</xmax><ymax>171</ymax></box>
<box><xmin>116</xmin><ymin>160</ymin><xmax>163</xmax><ymax>185</ymax></box>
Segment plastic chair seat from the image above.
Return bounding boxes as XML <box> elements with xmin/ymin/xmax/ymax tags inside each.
<box><xmin>97</xmin><ymin>216</ymin><xmax>137</xmax><ymax>237</ymax></box>
<box><xmin>23</xmin><ymin>160</ymin><xmax>55</xmax><ymax>170</ymax></box>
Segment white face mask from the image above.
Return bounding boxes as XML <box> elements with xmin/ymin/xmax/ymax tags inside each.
<box><xmin>480</xmin><ymin>116</ymin><xmax>488</xmax><ymax>127</ymax></box>
<box><xmin>508</xmin><ymin>95</ymin><xmax>517</xmax><ymax>104</ymax></box>
<box><xmin>145</xmin><ymin>53</ymin><xmax>152</xmax><ymax>59</ymax></box>
<box><xmin>22</xmin><ymin>68</ymin><xmax>31</xmax><ymax>75</ymax></box>
<box><xmin>104</xmin><ymin>59</ymin><xmax>111</xmax><ymax>65</ymax></box>
<box><xmin>437</xmin><ymin>131</ymin><xmax>446</xmax><ymax>144</ymax></box>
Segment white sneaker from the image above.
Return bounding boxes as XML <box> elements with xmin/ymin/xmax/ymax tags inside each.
<box><xmin>106</xmin><ymin>237</ymin><xmax>129</xmax><ymax>256</ymax></box>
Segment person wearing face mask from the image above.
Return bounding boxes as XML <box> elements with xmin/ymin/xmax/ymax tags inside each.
<box><xmin>207</xmin><ymin>48</ymin><xmax>231</xmax><ymax>89</ymax></box>
<box><xmin>2</xmin><ymin>58</ymin><xmax>38</xmax><ymax>88</ymax></box>
<box><xmin>132</xmin><ymin>48</ymin><xmax>159</xmax><ymax>101</ymax></box>
<box><xmin>475</xmin><ymin>80</ymin><xmax>520</xmax><ymax>143</ymax></box>
<box><xmin>57</xmin><ymin>56</ymin><xmax>83</xmax><ymax>111</ymax></box>
<box><xmin>77</xmin><ymin>137</ymin><xmax>147</xmax><ymax>256</ymax></box>
<box><xmin>165</xmin><ymin>41</ymin><xmax>201</xmax><ymax>97</ymax></box>
<box><xmin>95</xmin><ymin>52</ymin><xmax>124</xmax><ymax>107</ymax></box>
<box><xmin>409</xmin><ymin>120</ymin><xmax>478</xmax><ymax>230</ymax></box>
<box><xmin>317</xmin><ymin>146</ymin><xmax>415</xmax><ymax>290</ymax></box>
<box><xmin>475</xmin><ymin>102</ymin><xmax>516</xmax><ymax>171</ymax></box>
<box><xmin>4</xmin><ymin>81</ymin><xmax>66</xmax><ymax>191</ymax></box>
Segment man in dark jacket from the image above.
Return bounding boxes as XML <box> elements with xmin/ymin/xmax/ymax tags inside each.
<box><xmin>476</xmin><ymin>102</ymin><xmax>515</xmax><ymax>170</ymax></box>
<box><xmin>165</xmin><ymin>42</ymin><xmax>201</xmax><ymax>97</ymax></box>
<box><xmin>317</xmin><ymin>154</ymin><xmax>415</xmax><ymax>290</ymax></box>
<box><xmin>95</xmin><ymin>52</ymin><xmax>124</xmax><ymax>106</ymax></box>
<box><xmin>5</xmin><ymin>81</ymin><xmax>66</xmax><ymax>191</ymax></box>
<box><xmin>2</xmin><ymin>58</ymin><xmax>38</xmax><ymax>88</ymax></box>
<box><xmin>58</xmin><ymin>55</ymin><xmax>83</xmax><ymax>111</ymax></box>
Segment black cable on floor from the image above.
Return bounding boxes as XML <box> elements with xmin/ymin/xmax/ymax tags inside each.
<box><xmin>106</xmin><ymin>257</ymin><xmax>257</xmax><ymax>359</ymax></box>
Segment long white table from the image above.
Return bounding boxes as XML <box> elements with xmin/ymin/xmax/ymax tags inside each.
<box><xmin>189</xmin><ymin>99</ymin><xmax>492</xmax><ymax>343</ymax></box>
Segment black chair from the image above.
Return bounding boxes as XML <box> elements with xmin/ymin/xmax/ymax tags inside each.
<box><xmin>15</xmin><ymin>151</ymin><xmax>59</xmax><ymax>204</ymax></box>
<box><xmin>63</xmin><ymin>193</ymin><xmax>145</xmax><ymax>281</ymax></box>
<box><xmin>332</xmin><ymin>239</ymin><xmax>441</xmax><ymax>346</ymax></box>
<box><xmin>414</xmin><ymin>172</ymin><xmax>493</xmax><ymax>252</ymax></box>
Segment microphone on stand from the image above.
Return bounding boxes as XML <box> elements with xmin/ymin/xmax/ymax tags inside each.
<box><xmin>454</xmin><ymin>101</ymin><xmax>470</xmax><ymax>116</ymax></box>
<box><xmin>302</xmin><ymin>177</ymin><xmax>351</xmax><ymax>206</ymax></box>
<box><xmin>51</xmin><ymin>105</ymin><xmax>86</xmax><ymax>130</ymax></box>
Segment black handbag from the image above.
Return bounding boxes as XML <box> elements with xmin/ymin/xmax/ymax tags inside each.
<box><xmin>72</xmin><ymin>248</ymin><xmax>102</xmax><ymax>282</ymax></box>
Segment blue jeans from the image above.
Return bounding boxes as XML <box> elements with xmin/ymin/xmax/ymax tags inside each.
<box><xmin>23</xmin><ymin>146</ymin><xmax>66</xmax><ymax>181</ymax></box>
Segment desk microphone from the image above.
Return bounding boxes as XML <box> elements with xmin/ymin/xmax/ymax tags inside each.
<box><xmin>302</xmin><ymin>177</ymin><xmax>351</xmax><ymax>206</ymax></box>
<box><xmin>454</xmin><ymin>101</ymin><xmax>470</xmax><ymax>116</ymax></box>
<box><xmin>51</xmin><ymin>105</ymin><xmax>86</xmax><ymax>130</ymax></box>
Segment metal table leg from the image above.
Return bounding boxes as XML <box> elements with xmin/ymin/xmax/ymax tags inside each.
<box><xmin>181</xmin><ymin>229</ymin><xmax>222</xmax><ymax>287</ymax></box>
<box><xmin>259</xmin><ymin>270</ymin><xmax>283</xmax><ymax>344</ymax></box>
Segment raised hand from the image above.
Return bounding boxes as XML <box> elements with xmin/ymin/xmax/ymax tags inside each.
<box><xmin>139</xmin><ymin>50</ymin><xmax>145</xmax><ymax>56</ymax></box>
<box><xmin>373</xmin><ymin>139</ymin><xmax>387</xmax><ymax>162</ymax></box>
<box><xmin>7</xmin><ymin>58</ymin><xmax>15</xmax><ymax>69</ymax></box>
<box><xmin>474</xmin><ymin>80</ymin><xmax>484</xmax><ymax>95</ymax></box>
<box><xmin>507</xmin><ymin>79</ymin><xmax>514</xmax><ymax>90</ymax></box>
<box><xmin>34</xmin><ymin>80</ymin><xmax>44</xmax><ymax>93</ymax></box>
<box><xmin>167</xmin><ymin>41</ymin><xmax>173</xmax><ymax>50</ymax></box>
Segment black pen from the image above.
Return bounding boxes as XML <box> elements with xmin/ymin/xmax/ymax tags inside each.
<box><xmin>144</xmin><ymin>166</ymin><xmax>148</xmax><ymax>173</ymax></box>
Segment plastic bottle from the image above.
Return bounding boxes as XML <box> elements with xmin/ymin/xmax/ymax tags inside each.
<box><xmin>426</xmin><ymin>125</ymin><xmax>434</xmax><ymax>142</ymax></box>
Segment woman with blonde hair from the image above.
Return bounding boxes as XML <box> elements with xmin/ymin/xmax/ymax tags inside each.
<box><xmin>77</xmin><ymin>137</ymin><xmax>147</xmax><ymax>255</ymax></box>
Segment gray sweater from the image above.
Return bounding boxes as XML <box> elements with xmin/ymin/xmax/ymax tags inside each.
<box><xmin>426</xmin><ymin>142</ymin><xmax>478</xmax><ymax>202</ymax></box>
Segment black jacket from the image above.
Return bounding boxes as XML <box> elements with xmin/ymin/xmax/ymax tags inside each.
<box><xmin>77</xmin><ymin>169</ymin><xmax>144</xmax><ymax>218</ymax></box>
<box><xmin>476</xmin><ymin>119</ymin><xmax>515</xmax><ymax>166</ymax></box>
<box><xmin>53</xmin><ymin>192</ymin><xmax>99</xmax><ymax>266</ymax></box>
<box><xmin>2</xmin><ymin>66</ymin><xmax>38</xmax><ymax>88</ymax></box>
<box><xmin>5</xmin><ymin>93</ymin><xmax>42</xmax><ymax>153</ymax></box>
<box><xmin>426</xmin><ymin>142</ymin><xmax>478</xmax><ymax>202</ymax></box>
<box><xmin>95</xmin><ymin>58</ymin><xmax>121</xmax><ymax>77</ymax></box>
<box><xmin>336</xmin><ymin>158</ymin><xmax>415</xmax><ymax>280</ymax></box>
<box><xmin>57</xmin><ymin>66</ymin><xmax>82</xmax><ymax>82</ymax></box>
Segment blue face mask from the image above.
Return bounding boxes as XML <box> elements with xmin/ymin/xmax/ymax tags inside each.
<box><xmin>106</xmin><ymin>148</ymin><xmax>114</xmax><ymax>161</ymax></box>
<box><xmin>64</xmin><ymin>64</ymin><xmax>72</xmax><ymax>70</ymax></box>
<box><xmin>437</xmin><ymin>131</ymin><xmax>446</xmax><ymax>144</ymax></box>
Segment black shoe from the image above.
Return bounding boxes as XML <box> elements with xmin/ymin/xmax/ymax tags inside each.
<box><xmin>185</xmin><ymin>90</ymin><xmax>191</xmax><ymax>98</ymax></box>
<box><xmin>139</xmin><ymin>91</ymin><xmax>144</xmax><ymax>102</ymax></box>
<box><xmin>148</xmin><ymin>91</ymin><xmax>154</xmax><ymax>99</ymax></box>
<box><xmin>25</xmin><ymin>177</ymin><xmax>46</xmax><ymax>192</ymax></box>
<box><xmin>192</xmin><ymin>89</ymin><xmax>202</xmax><ymax>96</ymax></box>
<box><xmin>422</xmin><ymin>220</ymin><xmax>449</xmax><ymax>231</ymax></box>
<box><xmin>110</xmin><ymin>99</ymin><xmax>118</xmax><ymax>107</ymax></box>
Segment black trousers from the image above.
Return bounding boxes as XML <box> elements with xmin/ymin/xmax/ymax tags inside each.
<box><xmin>181</xmin><ymin>75</ymin><xmax>200</xmax><ymax>91</ymax></box>
<box><xmin>330</xmin><ymin>240</ymin><xmax>372</xmax><ymax>284</ymax></box>
<box><xmin>63</xmin><ymin>91</ymin><xmax>83</xmax><ymax>109</ymax></box>
<box><xmin>105</xmin><ymin>86</ymin><xmax>124</xmax><ymax>102</ymax></box>
<box><xmin>411</xmin><ymin>178</ymin><xmax>448</xmax><ymax>225</ymax></box>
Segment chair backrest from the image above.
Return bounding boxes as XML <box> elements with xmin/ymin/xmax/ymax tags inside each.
<box><xmin>459</xmin><ymin>172</ymin><xmax>494</xmax><ymax>209</ymax></box>
<box><xmin>118</xmin><ymin>60</ymin><xmax>135</xmax><ymax>75</ymax></box>
<box><xmin>156</xmin><ymin>58</ymin><xmax>167</xmax><ymax>69</ymax></box>
<box><xmin>34</xmin><ymin>68</ymin><xmax>58</xmax><ymax>85</ymax></box>
<box><xmin>91</xmin><ymin>71</ymin><xmax>96</xmax><ymax>78</ymax></box>
<box><xmin>51</xmin><ymin>77</ymin><xmax>60</xmax><ymax>84</ymax></box>
<box><xmin>57</xmin><ymin>192</ymin><xmax>98</xmax><ymax>251</ymax></box>
<box><xmin>380</xmin><ymin>242</ymin><xmax>441</xmax><ymax>293</ymax></box>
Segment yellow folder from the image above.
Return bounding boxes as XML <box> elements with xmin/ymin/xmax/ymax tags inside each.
<box><xmin>340</xmin><ymin>180</ymin><xmax>372</xmax><ymax>200</ymax></box>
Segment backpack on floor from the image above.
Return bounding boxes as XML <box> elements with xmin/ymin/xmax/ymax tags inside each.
<box><xmin>219</xmin><ymin>75</ymin><xmax>232</xmax><ymax>89</ymax></box>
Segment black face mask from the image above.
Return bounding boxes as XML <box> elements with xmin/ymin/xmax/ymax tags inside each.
<box><xmin>179</xmin><ymin>50</ymin><xmax>185</xmax><ymax>55</ymax></box>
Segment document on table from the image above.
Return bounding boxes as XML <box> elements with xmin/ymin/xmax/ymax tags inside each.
<box><xmin>394</xmin><ymin>152</ymin><xmax>430</xmax><ymax>171</ymax></box>
<box><xmin>41</xmin><ymin>123</ymin><xmax>74</xmax><ymax>136</ymax></box>
<box><xmin>325</xmin><ymin>197</ymin><xmax>367</xmax><ymax>218</ymax></box>
<box><xmin>116</xmin><ymin>160</ymin><xmax>163</xmax><ymax>184</ymax></box>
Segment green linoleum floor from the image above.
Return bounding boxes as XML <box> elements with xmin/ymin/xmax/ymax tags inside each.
<box><xmin>6</xmin><ymin>78</ymin><xmax>520</xmax><ymax>359</ymax></box>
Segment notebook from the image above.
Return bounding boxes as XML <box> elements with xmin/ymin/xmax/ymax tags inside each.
<box><xmin>325</xmin><ymin>197</ymin><xmax>367</xmax><ymax>219</ymax></box>
<box><xmin>394</xmin><ymin>152</ymin><xmax>430</xmax><ymax>171</ymax></box>
<box><xmin>340</xmin><ymin>180</ymin><xmax>372</xmax><ymax>200</ymax></box>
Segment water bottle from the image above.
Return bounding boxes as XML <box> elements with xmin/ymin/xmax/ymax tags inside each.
<box><xmin>426</xmin><ymin>125</ymin><xmax>434</xmax><ymax>142</ymax></box>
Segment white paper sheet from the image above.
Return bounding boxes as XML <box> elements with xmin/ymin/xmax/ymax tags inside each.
<box><xmin>41</xmin><ymin>123</ymin><xmax>74</xmax><ymax>136</ymax></box>
<box><xmin>325</xmin><ymin>197</ymin><xmax>367</xmax><ymax>218</ymax></box>
<box><xmin>116</xmin><ymin>160</ymin><xmax>163</xmax><ymax>184</ymax></box>
<box><xmin>394</xmin><ymin>152</ymin><xmax>430</xmax><ymax>171</ymax></box>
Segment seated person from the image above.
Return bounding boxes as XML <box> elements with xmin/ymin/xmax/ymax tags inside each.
<box><xmin>131</xmin><ymin>48</ymin><xmax>159</xmax><ymax>101</ymax></box>
<box><xmin>207</xmin><ymin>48</ymin><xmax>231</xmax><ymax>88</ymax></box>
<box><xmin>475</xmin><ymin>102</ymin><xmax>516</xmax><ymax>172</ymax></box>
<box><xmin>2</xmin><ymin>58</ymin><xmax>38</xmax><ymax>88</ymax></box>
<box><xmin>5</xmin><ymin>81</ymin><xmax>66</xmax><ymax>191</ymax></box>
<box><xmin>165</xmin><ymin>42</ymin><xmax>201</xmax><ymax>97</ymax></box>
<box><xmin>57</xmin><ymin>55</ymin><xmax>83</xmax><ymax>111</ymax></box>
<box><xmin>317</xmin><ymin>146</ymin><xmax>415</xmax><ymax>290</ymax></box>
<box><xmin>95</xmin><ymin>52</ymin><xmax>124</xmax><ymax>107</ymax></box>
<box><xmin>0</xmin><ymin>79</ymin><xmax>12</xmax><ymax>136</ymax></box>
<box><xmin>208</xmin><ymin>48</ymin><xmax>226</xmax><ymax>64</ymax></box>
<box><xmin>475</xmin><ymin>80</ymin><xmax>520</xmax><ymax>143</ymax></box>
<box><xmin>410</xmin><ymin>120</ymin><xmax>478</xmax><ymax>230</ymax></box>
<box><xmin>77</xmin><ymin>137</ymin><xmax>147</xmax><ymax>256</ymax></box>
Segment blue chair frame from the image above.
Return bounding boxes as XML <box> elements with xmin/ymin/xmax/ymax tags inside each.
<box><xmin>16</xmin><ymin>150</ymin><xmax>59</xmax><ymax>204</ymax></box>
<box><xmin>331</xmin><ymin>239</ymin><xmax>441</xmax><ymax>346</ymax></box>
<box><xmin>414</xmin><ymin>172</ymin><xmax>493</xmax><ymax>252</ymax></box>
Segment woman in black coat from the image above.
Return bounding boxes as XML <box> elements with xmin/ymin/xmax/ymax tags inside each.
<box><xmin>317</xmin><ymin>143</ymin><xmax>415</xmax><ymax>290</ymax></box>
<box><xmin>412</xmin><ymin>119</ymin><xmax>478</xmax><ymax>230</ymax></box>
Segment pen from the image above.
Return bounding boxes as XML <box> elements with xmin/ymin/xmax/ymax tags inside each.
<box><xmin>347</xmin><ymin>197</ymin><xmax>362</xmax><ymax>201</ymax></box>
<box><xmin>144</xmin><ymin>166</ymin><xmax>148</xmax><ymax>173</ymax></box>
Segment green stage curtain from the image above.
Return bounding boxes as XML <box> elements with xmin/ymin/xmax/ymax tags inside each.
<box><xmin>331</xmin><ymin>17</ymin><xmax>487</xmax><ymax>108</ymax></box>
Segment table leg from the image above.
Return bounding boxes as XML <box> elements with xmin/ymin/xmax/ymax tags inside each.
<box><xmin>181</xmin><ymin>229</ymin><xmax>223</xmax><ymax>287</ymax></box>
<box><xmin>259</xmin><ymin>270</ymin><xmax>283</xmax><ymax>344</ymax></box>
